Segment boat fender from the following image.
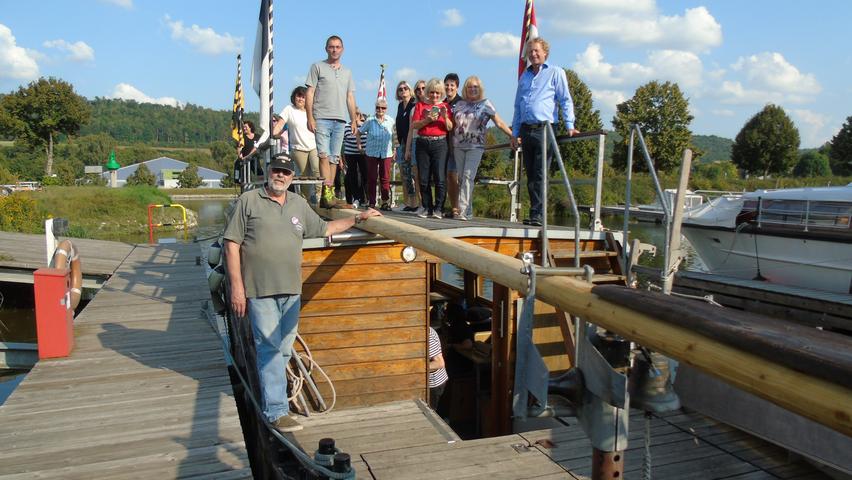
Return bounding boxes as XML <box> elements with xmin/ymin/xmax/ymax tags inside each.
<box><xmin>207</xmin><ymin>240</ymin><xmax>222</xmax><ymax>267</ymax></box>
<box><xmin>208</xmin><ymin>264</ymin><xmax>225</xmax><ymax>293</ymax></box>
<box><xmin>49</xmin><ymin>239</ymin><xmax>83</xmax><ymax>310</ymax></box>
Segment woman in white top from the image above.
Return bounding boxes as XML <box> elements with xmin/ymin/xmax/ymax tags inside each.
<box><xmin>277</xmin><ymin>86</ymin><xmax>319</xmax><ymax>201</ymax></box>
<box><xmin>452</xmin><ymin>76</ymin><xmax>512</xmax><ymax>220</ymax></box>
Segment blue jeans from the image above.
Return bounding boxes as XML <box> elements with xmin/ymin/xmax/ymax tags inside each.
<box><xmin>396</xmin><ymin>145</ymin><xmax>416</xmax><ymax>195</ymax></box>
<box><xmin>248</xmin><ymin>294</ymin><xmax>301</xmax><ymax>422</ymax></box>
<box><xmin>315</xmin><ymin>118</ymin><xmax>346</xmax><ymax>163</ymax></box>
<box><xmin>520</xmin><ymin>124</ymin><xmax>552</xmax><ymax>221</ymax></box>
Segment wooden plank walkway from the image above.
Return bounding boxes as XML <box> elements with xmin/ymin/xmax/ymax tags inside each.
<box><xmin>0</xmin><ymin>242</ymin><xmax>250</xmax><ymax>479</ymax></box>
<box><xmin>0</xmin><ymin>231</ymin><xmax>135</xmax><ymax>277</ymax></box>
<box><xmin>522</xmin><ymin>410</ymin><xmax>833</xmax><ymax>480</ymax></box>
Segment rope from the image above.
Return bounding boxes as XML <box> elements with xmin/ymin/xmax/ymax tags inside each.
<box><xmin>204</xmin><ymin>307</ymin><xmax>349</xmax><ymax>479</ymax></box>
<box><xmin>286</xmin><ymin>335</ymin><xmax>337</xmax><ymax>413</ymax></box>
<box><xmin>642</xmin><ymin>412</ymin><xmax>652</xmax><ymax>480</ymax></box>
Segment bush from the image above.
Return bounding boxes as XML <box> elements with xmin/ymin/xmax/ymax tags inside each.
<box><xmin>0</xmin><ymin>193</ymin><xmax>46</xmax><ymax>233</ymax></box>
<box><xmin>126</xmin><ymin>163</ymin><xmax>156</xmax><ymax>186</ymax></box>
<box><xmin>793</xmin><ymin>151</ymin><xmax>831</xmax><ymax>177</ymax></box>
<box><xmin>177</xmin><ymin>164</ymin><xmax>203</xmax><ymax>188</ymax></box>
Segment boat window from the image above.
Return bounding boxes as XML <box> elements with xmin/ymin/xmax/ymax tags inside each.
<box><xmin>808</xmin><ymin>201</ymin><xmax>852</xmax><ymax>228</ymax></box>
<box><xmin>759</xmin><ymin>199</ymin><xmax>806</xmax><ymax>225</ymax></box>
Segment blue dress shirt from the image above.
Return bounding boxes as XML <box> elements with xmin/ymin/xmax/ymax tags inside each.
<box><xmin>511</xmin><ymin>61</ymin><xmax>575</xmax><ymax>137</ymax></box>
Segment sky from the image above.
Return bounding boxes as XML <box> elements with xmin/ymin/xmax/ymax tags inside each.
<box><xmin>1</xmin><ymin>0</ymin><xmax>850</xmax><ymax>148</ymax></box>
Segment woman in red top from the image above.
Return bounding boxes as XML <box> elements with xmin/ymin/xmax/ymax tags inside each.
<box><xmin>406</xmin><ymin>78</ymin><xmax>453</xmax><ymax>219</ymax></box>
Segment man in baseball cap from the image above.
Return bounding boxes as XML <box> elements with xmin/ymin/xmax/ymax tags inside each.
<box><xmin>223</xmin><ymin>152</ymin><xmax>381</xmax><ymax>434</ymax></box>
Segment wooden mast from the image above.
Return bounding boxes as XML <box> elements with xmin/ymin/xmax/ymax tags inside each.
<box><xmin>322</xmin><ymin>209</ymin><xmax>852</xmax><ymax>437</ymax></box>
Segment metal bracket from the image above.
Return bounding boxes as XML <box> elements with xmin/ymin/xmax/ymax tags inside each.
<box><xmin>513</xmin><ymin>252</ymin><xmax>550</xmax><ymax>420</ymax></box>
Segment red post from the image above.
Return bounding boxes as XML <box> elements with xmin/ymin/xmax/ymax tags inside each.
<box><xmin>33</xmin><ymin>268</ymin><xmax>74</xmax><ymax>359</ymax></box>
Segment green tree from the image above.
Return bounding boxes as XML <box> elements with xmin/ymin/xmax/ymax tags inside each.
<box><xmin>54</xmin><ymin>161</ymin><xmax>80</xmax><ymax>186</ymax></box>
<box><xmin>828</xmin><ymin>116</ymin><xmax>852</xmax><ymax>176</ymax></box>
<box><xmin>177</xmin><ymin>164</ymin><xmax>203</xmax><ymax>188</ymax></box>
<box><xmin>67</xmin><ymin>133</ymin><xmax>117</xmax><ymax>166</ymax></box>
<box><xmin>731</xmin><ymin>104</ymin><xmax>800</xmax><ymax>177</ymax></box>
<box><xmin>611</xmin><ymin>81</ymin><xmax>695</xmax><ymax>173</ymax></box>
<box><xmin>126</xmin><ymin>163</ymin><xmax>157</xmax><ymax>186</ymax></box>
<box><xmin>555</xmin><ymin>69</ymin><xmax>603</xmax><ymax>175</ymax></box>
<box><xmin>209</xmin><ymin>140</ymin><xmax>234</xmax><ymax>172</ymax></box>
<box><xmin>693</xmin><ymin>161</ymin><xmax>739</xmax><ymax>180</ymax></box>
<box><xmin>0</xmin><ymin>78</ymin><xmax>91</xmax><ymax>175</ymax></box>
<box><xmin>0</xmin><ymin>163</ymin><xmax>17</xmax><ymax>184</ymax></box>
<box><xmin>793</xmin><ymin>151</ymin><xmax>831</xmax><ymax>177</ymax></box>
<box><xmin>219</xmin><ymin>172</ymin><xmax>236</xmax><ymax>189</ymax></box>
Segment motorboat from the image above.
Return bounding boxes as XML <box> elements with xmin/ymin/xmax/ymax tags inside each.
<box><xmin>681</xmin><ymin>183</ymin><xmax>852</xmax><ymax>294</ymax></box>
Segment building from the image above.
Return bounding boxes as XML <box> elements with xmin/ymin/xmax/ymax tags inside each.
<box><xmin>101</xmin><ymin>157</ymin><xmax>226</xmax><ymax>188</ymax></box>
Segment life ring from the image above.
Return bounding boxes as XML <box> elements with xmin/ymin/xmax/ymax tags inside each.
<box><xmin>50</xmin><ymin>239</ymin><xmax>83</xmax><ymax>310</ymax></box>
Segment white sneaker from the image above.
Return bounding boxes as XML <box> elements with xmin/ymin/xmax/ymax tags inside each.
<box><xmin>431</xmin><ymin>211</ymin><xmax>442</xmax><ymax>219</ymax></box>
<box><xmin>416</xmin><ymin>207</ymin><xmax>428</xmax><ymax>218</ymax></box>
<box><xmin>457</xmin><ymin>214</ymin><xmax>468</xmax><ymax>221</ymax></box>
<box><xmin>351</xmin><ymin>200</ymin><xmax>360</xmax><ymax>209</ymax></box>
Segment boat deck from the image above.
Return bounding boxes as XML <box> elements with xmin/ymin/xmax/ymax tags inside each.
<box><xmin>286</xmin><ymin>400</ymin><xmax>830</xmax><ymax>479</ymax></box>
<box><xmin>0</xmin><ymin>242</ymin><xmax>250</xmax><ymax>479</ymax></box>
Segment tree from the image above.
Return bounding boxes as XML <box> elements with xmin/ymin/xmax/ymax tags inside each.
<box><xmin>209</xmin><ymin>140</ymin><xmax>235</xmax><ymax>172</ymax></box>
<box><xmin>555</xmin><ymin>69</ymin><xmax>603</xmax><ymax>175</ymax></box>
<box><xmin>126</xmin><ymin>163</ymin><xmax>157</xmax><ymax>186</ymax></box>
<box><xmin>0</xmin><ymin>77</ymin><xmax>91</xmax><ymax>176</ymax></box>
<box><xmin>793</xmin><ymin>151</ymin><xmax>831</xmax><ymax>177</ymax></box>
<box><xmin>177</xmin><ymin>164</ymin><xmax>203</xmax><ymax>188</ymax></box>
<box><xmin>828</xmin><ymin>116</ymin><xmax>852</xmax><ymax>176</ymax></box>
<box><xmin>66</xmin><ymin>133</ymin><xmax>117</xmax><ymax>166</ymax></box>
<box><xmin>731</xmin><ymin>104</ymin><xmax>800</xmax><ymax>177</ymax></box>
<box><xmin>611</xmin><ymin>81</ymin><xmax>695</xmax><ymax>173</ymax></box>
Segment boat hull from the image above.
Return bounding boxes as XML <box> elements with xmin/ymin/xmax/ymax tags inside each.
<box><xmin>682</xmin><ymin>225</ymin><xmax>852</xmax><ymax>294</ymax></box>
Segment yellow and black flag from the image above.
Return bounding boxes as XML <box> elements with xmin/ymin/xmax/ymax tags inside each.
<box><xmin>231</xmin><ymin>54</ymin><xmax>245</xmax><ymax>151</ymax></box>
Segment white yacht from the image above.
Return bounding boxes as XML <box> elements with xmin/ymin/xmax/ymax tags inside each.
<box><xmin>681</xmin><ymin>183</ymin><xmax>852</xmax><ymax>294</ymax></box>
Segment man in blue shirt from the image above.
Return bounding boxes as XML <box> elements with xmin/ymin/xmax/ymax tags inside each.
<box><xmin>510</xmin><ymin>37</ymin><xmax>579</xmax><ymax>226</ymax></box>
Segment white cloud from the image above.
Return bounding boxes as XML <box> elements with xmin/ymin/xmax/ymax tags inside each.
<box><xmin>792</xmin><ymin>109</ymin><xmax>831</xmax><ymax>147</ymax></box>
<box><xmin>0</xmin><ymin>24</ymin><xmax>39</xmax><ymax>80</ymax></box>
<box><xmin>441</xmin><ymin>9</ymin><xmax>464</xmax><ymax>27</ymax></box>
<box><xmin>100</xmin><ymin>0</ymin><xmax>133</xmax><ymax>8</ymax></box>
<box><xmin>719</xmin><ymin>52</ymin><xmax>820</xmax><ymax>105</ymax></box>
<box><xmin>543</xmin><ymin>0</ymin><xmax>722</xmax><ymax>53</ymax></box>
<box><xmin>648</xmin><ymin>49</ymin><xmax>702</xmax><ymax>89</ymax></box>
<box><xmin>469</xmin><ymin>32</ymin><xmax>520</xmax><ymax>58</ymax></box>
<box><xmin>732</xmin><ymin>52</ymin><xmax>820</xmax><ymax>95</ymax></box>
<box><xmin>163</xmin><ymin>15</ymin><xmax>242</xmax><ymax>56</ymax></box>
<box><xmin>43</xmin><ymin>39</ymin><xmax>95</xmax><ymax>62</ymax></box>
<box><xmin>394</xmin><ymin>67</ymin><xmax>418</xmax><ymax>82</ymax></box>
<box><xmin>592</xmin><ymin>88</ymin><xmax>627</xmax><ymax>120</ymax></box>
<box><xmin>572</xmin><ymin>43</ymin><xmax>652</xmax><ymax>86</ymax></box>
<box><xmin>711</xmin><ymin>109</ymin><xmax>735</xmax><ymax>117</ymax></box>
<box><xmin>110</xmin><ymin>83</ymin><xmax>184</xmax><ymax>108</ymax></box>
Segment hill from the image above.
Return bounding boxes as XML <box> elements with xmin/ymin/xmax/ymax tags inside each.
<box><xmin>692</xmin><ymin>135</ymin><xmax>733</xmax><ymax>163</ymax></box>
<box><xmin>78</xmin><ymin>98</ymin><xmax>258</xmax><ymax>148</ymax></box>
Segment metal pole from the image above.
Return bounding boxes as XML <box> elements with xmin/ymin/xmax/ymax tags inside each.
<box><xmin>622</xmin><ymin>127</ymin><xmax>635</xmax><ymax>275</ymax></box>
<box><xmin>592</xmin><ymin>134</ymin><xmax>606</xmax><ymax>231</ymax></box>
<box><xmin>511</xmin><ymin>149</ymin><xmax>521</xmax><ymax>223</ymax></box>
<box><xmin>546</xmin><ymin>124</ymin><xmax>581</xmax><ymax>268</ymax></box>
<box><xmin>541</xmin><ymin>124</ymin><xmax>549</xmax><ymax>266</ymax></box>
<box><xmin>633</xmin><ymin>127</ymin><xmax>671</xmax><ymax>288</ymax></box>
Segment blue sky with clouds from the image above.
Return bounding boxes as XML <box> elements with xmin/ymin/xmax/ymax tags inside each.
<box><xmin>1</xmin><ymin>0</ymin><xmax>849</xmax><ymax>148</ymax></box>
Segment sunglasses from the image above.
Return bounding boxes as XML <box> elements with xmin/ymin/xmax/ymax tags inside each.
<box><xmin>398</xmin><ymin>86</ymin><xmax>409</xmax><ymax>91</ymax></box>
<box><xmin>271</xmin><ymin>167</ymin><xmax>294</xmax><ymax>176</ymax></box>
<box><xmin>415</xmin><ymin>87</ymin><xmax>425</xmax><ymax>91</ymax></box>
<box><xmin>376</xmin><ymin>106</ymin><xmax>387</xmax><ymax>110</ymax></box>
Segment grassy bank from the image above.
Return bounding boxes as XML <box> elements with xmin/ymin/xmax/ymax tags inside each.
<box><xmin>0</xmin><ymin>186</ymin><xmax>187</xmax><ymax>239</ymax></box>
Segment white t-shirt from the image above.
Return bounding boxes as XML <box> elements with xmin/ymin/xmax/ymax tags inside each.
<box><xmin>279</xmin><ymin>104</ymin><xmax>316</xmax><ymax>152</ymax></box>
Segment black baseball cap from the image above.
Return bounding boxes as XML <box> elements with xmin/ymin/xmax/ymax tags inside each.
<box><xmin>269</xmin><ymin>154</ymin><xmax>296</xmax><ymax>174</ymax></box>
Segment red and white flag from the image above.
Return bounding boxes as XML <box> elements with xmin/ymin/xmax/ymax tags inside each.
<box><xmin>377</xmin><ymin>64</ymin><xmax>387</xmax><ymax>102</ymax></box>
<box><xmin>517</xmin><ymin>0</ymin><xmax>539</xmax><ymax>78</ymax></box>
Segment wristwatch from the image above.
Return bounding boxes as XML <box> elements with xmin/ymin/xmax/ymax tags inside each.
<box><xmin>354</xmin><ymin>214</ymin><xmax>364</xmax><ymax>224</ymax></box>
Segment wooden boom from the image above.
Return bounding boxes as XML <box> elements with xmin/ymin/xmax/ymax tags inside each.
<box><xmin>324</xmin><ymin>209</ymin><xmax>852</xmax><ymax>437</ymax></box>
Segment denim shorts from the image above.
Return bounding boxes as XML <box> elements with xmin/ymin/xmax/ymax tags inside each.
<box><xmin>315</xmin><ymin>118</ymin><xmax>345</xmax><ymax>164</ymax></box>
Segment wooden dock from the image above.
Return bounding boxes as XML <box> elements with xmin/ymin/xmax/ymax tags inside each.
<box><xmin>284</xmin><ymin>400</ymin><xmax>830</xmax><ymax>479</ymax></box>
<box><xmin>0</xmin><ymin>242</ymin><xmax>250</xmax><ymax>479</ymax></box>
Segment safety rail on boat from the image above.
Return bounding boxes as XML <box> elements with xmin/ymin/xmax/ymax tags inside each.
<box><xmin>746</xmin><ymin>198</ymin><xmax>852</xmax><ymax>231</ymax></box>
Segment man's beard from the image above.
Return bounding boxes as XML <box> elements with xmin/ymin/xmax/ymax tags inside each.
<box><xmin>267</xmin><ymin>179</ymin><xmax>288</xmax><ymax>194</ymax></box>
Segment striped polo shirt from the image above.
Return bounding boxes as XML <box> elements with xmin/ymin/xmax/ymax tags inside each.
<box><xmin>428</xmin><ymin>327</ymin><xmax>449</xmax><ymax>388</ymax></box>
